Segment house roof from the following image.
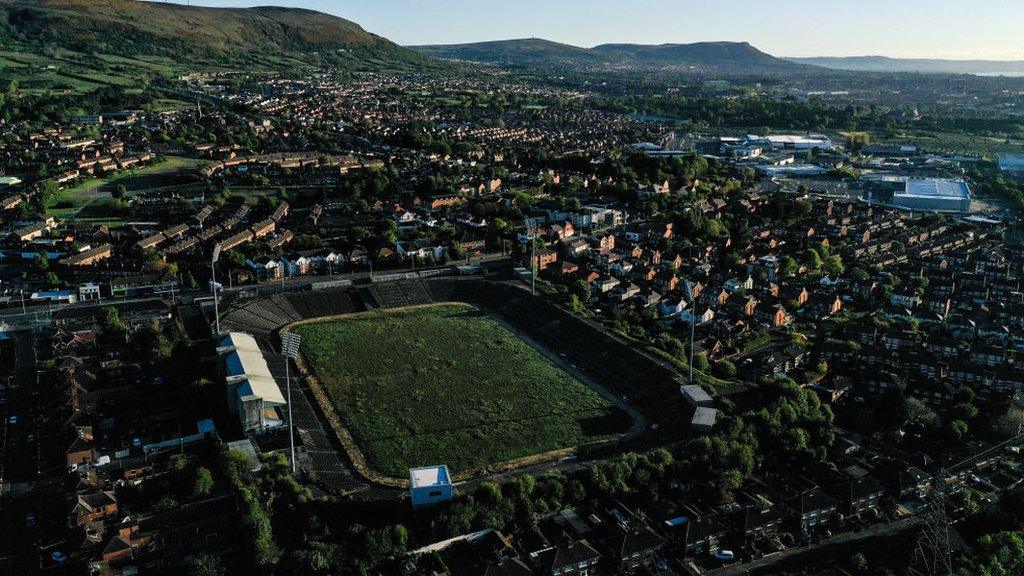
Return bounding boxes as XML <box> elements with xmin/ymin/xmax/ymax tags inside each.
<box><xmin>550</xmin><ymin>540</ymin><xmax>600</xmax><ymax>570</ymax></box>
<box><xmin>787</xmin><ymin>488</ymin><xmax>836</xmax><ymax>514</ymax></box>
<box><xmin>618</xmin><ymin>527</ymin><xmax>664</xmax><ymax>559</ymax></box>
<box><xmin>484</xmin><ymin>557</ymin><xmax>534</xmax><ymax>576</ymax></box>
<box><xmin>78</xmin><ymin>490</ymin><xmax>117</xmax><ymax>511</ymax></box>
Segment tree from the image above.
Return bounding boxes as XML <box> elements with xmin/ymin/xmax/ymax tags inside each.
<box><xmin>192</xmin><ymin>466</ymin><xmax>214</xmax><ymax>499</ymax></box>
<box><xmin>103</xmin><ymin>307</ymin><xmax>127</xmax><ymax>336</ymax></box>
<box><xmin>803</xmin><ymin>248</ymin><xmax>823</xmax><ymax>271</ymax></box>
<box><xmin>848</xmin><ymin>552</ymin><xmax>869</xmax><ymax>573</ymax></box>
<box><xmin>779</xmin><ymin>256</ymin><xmax>798</xmax><ymax>278</ymax></box>
<box><xmin>189</xmin><ymin>554</ymin><xmax>225</xmax><ymax>576</ymax></box>
<box><xmin>148</xmin><ymin>332</ymin><xmax>173</xmax><ymax>362</ymax></box>
<box><xmin>714</xmin><ymin>359</ymin><xmax>737</xmax><ymax>379</ymax></box>
<box><xmin>33</xmin><ymin>252</ymin><xmax>49</xmax><ymax>272</ymax></box>
<box><xmin>948</xmin><ymin>419</ymin><xmax>969</xmax><ymax>443</ymax></box>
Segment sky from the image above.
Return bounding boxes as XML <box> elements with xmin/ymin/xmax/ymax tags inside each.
<box><xmin>161</xmin><ymin>0</ymin><xmax>1024</xmax><ymax>60</ymax></box>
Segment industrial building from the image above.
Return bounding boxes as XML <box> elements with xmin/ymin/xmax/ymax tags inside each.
<box><xmin>409</xmin><ymin>465</ymin><xmax>453</xmax><ymax>507</ymax></box>
<box><xmin>749</xmin><ymin>134</ymin><xmax>834</xmax><ymax>151</ymax></box>
<box><xmin>999</xmin><ymin>154</ymin><xmax>1024</xmax><ymax>178</ymax></box>
<box><xmin>755</xmin><ymin>164</ymin><xmax>828</xmax><ymax>178</ymax></box>
<box><xmin>892</xmin><ymin>178</ymin><xmax>972</xmax><ymax>212</ymax></box>
<box><xmin>218</xmin><ymin>331</ymin><xmax>287</xmax><ymax>432</ymax></box>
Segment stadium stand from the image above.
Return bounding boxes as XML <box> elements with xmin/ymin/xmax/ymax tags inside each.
<box><xmin>218</xmin><ymin>276</ymin><xmax>682</xmax><ymax>490</ymax></box>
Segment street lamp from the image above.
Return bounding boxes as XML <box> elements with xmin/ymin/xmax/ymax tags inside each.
<box><xmin>281</xmin><ymin>331</ymin><xmax>302</xmax><ymax>474</ymax></box>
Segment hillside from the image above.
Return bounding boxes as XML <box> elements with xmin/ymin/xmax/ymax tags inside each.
<box><xmin>413</xmin><ymin>38</ymin><xmax>807</xmax><ymax>74</ymax></box>
<box><xmin>789</xmin><ymin>55</ymin><xmax>1024</xmax><ymax>76</ymax></box>
<box><xmin>0</xmin><ymin>0</ymin><xmax>426</xmax><ymax>70</ymax></box>
<box><xmin>598</xmin><ymin>41</ymin><xmax>804</xmax><ymax>73</ymax></box>
<box><xmin>413</xmin><ymin>38</ymin><xmax>603</xmax><ymax>68</ymax></box>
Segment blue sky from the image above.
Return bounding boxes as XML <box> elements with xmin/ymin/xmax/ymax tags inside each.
<box><xmin>161</xmin><ymin>0</ymin><xmax>1024</xmax><ymax>59</ymax></box>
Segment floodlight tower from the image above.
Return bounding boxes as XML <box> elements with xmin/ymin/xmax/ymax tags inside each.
<box><xmin>280</xmin><ymin>332</ymin><xmax>302</xmax><ymax>474</ymax></box>
<box><xmin>211</xmin><ymin>245</ymin><xmax>221</xmax><ymax>335</ymax></box>
<box><xmin>685</xmin><ymin>280</ymin><xmax>695</xmax><ymax>384</ymax></box>
<box><xmin>525</xmin><ymin>219</ymin><xmax>538</xmax><ymax>295</ymax></box>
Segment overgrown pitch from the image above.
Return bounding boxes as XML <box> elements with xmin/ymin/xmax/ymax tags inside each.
<box><xmin>294</xmin><ymin>304</ymin><xmax>630</xmax><ymax>478</ymax></box>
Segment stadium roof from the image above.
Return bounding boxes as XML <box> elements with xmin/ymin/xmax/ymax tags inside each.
<box><xmin>220</xmin><ymin>332</ymin><xmax>286</xmax><ymax>406</ymax></box>
<box><xmin>680</xmin><ymin>384</ymin><xmax>712</xmax><ymax>404</ymax></box>
<box><xmin>410</xmin><ymin>465</ymin><xmax>451</xmax><ymax>488</ymax></box>
<box><xmin>897</xmin><ymin>178</ymin><xmax>971</xmax><ymax>200</ymax></box>
<box><xmin>692</xmin><ymin>406</ymin><xmax>718</xmax><ymax>428</ymax></box>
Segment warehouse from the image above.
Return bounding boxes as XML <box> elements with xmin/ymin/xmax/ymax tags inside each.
<box><xmin>999</xmin><ymin>154</ymin><xmax>1024</xmax><ymax>178</ymax></box>
<box><xmin>891</xmin><ymin>178</ymin><xmax>971</xmax><ymax>213</ymax></box>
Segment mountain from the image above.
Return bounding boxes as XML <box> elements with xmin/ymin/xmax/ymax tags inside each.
<box><xmin>413</xmin><ymin>38</ymin><xmax>600</xmax><ymax>68</ymax></box>
<box><xmin>591</xmin><ymin>42</ymin><xmax>797</xmax><ymax>71</ymax></box>
<box><xmin>0</xmin><ymin>0</ymin><xmax>426</xmax><ymax>69</ymax></box>
<box><xmin>788</xmin><ymin>55</ymin><xmax>1024</xmax><ymax>76</ymax></box>
<box><xmin>412</xmin><ymin>38</ymin><xmax>807</xmax><ymax>74</ymax></box>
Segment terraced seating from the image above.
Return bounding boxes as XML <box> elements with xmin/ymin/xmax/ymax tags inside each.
<box><xmin>268</xmin><ymin>294</ymin><xmax>303</xmax><ymax>324</ymax></box>
<box><xmin>402</xmin><ymin>281</ymin><xmax>433</xmax><ymax>305</ymax></box>
<box><xmin>369</xmin><ymin>282</ymin><xmax>410</xmax><ymax>309</ymax></box>
<box><xmin>424</xmin><ymin>277</ymin><xmax>456</xmax><ymax>302</ymax></box>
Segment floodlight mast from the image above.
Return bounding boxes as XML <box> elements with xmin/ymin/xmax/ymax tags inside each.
<box><xmin>280</xmin><ymin>332</ymin><xmax>302</xmax><ymax>474</ymax></box>
<box><xmin>211</xmin><ymin>245</ymin><xmax>221</xmax><ymax>335</ymax></box>
<box><xmin>684</xmin><ymin>281</ymin><xmax>695</xmax><ymax>384</ymax></box>
<box><xmin>526</xmin><ymin>219</ymin><xmax>537</xmax><ymax>295</ymax></box>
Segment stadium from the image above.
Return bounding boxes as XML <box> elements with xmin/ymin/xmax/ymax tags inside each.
<box><xmin>217</xmin><ymin>275</ymin><xmax>685</xmax><ymax>493</ymax></box>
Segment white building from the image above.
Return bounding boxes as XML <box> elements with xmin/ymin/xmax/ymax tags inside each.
<box><xmin>749</xmin><ymin>134</ymin><xmax>834</xmax><ymax>151</ymax></box>
<box><xmin>410</xmin><ymin>465</ymin><xmax>453</xmax><ymax>507</ymax></box>
<box><xmin>219</xmin><ymin>332</ymin><xmax>287</xmax><ymax>432</ymax></box>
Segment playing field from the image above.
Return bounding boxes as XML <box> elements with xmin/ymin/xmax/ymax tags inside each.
<box><xmin>293</xmin><ymin>304</ymin><xmax>630</xmax><ymax>478</ymax></box>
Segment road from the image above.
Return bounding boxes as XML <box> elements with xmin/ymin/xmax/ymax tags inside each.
<box><xmin>705</xmin><ymin>517</ymin><xmax>923</xmax><ymax>576</ymax></box>
<box><xmin>0</xmin><ymin>255</ymin><xmax>512</xmax><ymax>330</ymax></box>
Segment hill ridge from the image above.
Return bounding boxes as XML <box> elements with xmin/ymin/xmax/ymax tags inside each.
<box><xmin>0</xmin><ymin>0</ymin><xmax>425</xmax><ymax>70</ymax></box>
<box><xmin>413</xmin><ymin>37</ymin><xmax>805</xmax><ymax>74</ymax></box>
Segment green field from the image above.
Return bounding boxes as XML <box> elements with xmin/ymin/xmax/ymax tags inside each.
<box><xmin>45</xmin><ymin>156</ymin><xmax>202</xmax><ymax>223</ymax></box>
<box><xmin>294</xmin><ymin>304</ymin><xmax>629</xmax><ymax>478</ymax></box>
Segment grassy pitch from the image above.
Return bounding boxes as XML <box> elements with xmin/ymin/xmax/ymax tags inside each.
<box><xmin>294</xmin><ymin>304</ymin><xmax>629</xmax><ymax>477</ymax></box>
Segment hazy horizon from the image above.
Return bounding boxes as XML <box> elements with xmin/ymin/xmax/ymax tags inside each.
<box><xmin>156</xmin><ymin>0</ymin><xmax>1024</xmax><ymax>61</ymax></box>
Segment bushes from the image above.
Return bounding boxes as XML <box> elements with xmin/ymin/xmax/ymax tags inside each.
<box><xmin>218</xmin><ymin>449</ymin><xmax>280</xmax><ymax>571</ymax></box>
<box><xmin>713</xmin><ymin>359</ymin><xmax>737</xmax><ymax>378</ymax></box>
<box><xmin>191</xmin><ymin>466</ymin><xmax>214</xmax><ymax>499</ymax></box>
